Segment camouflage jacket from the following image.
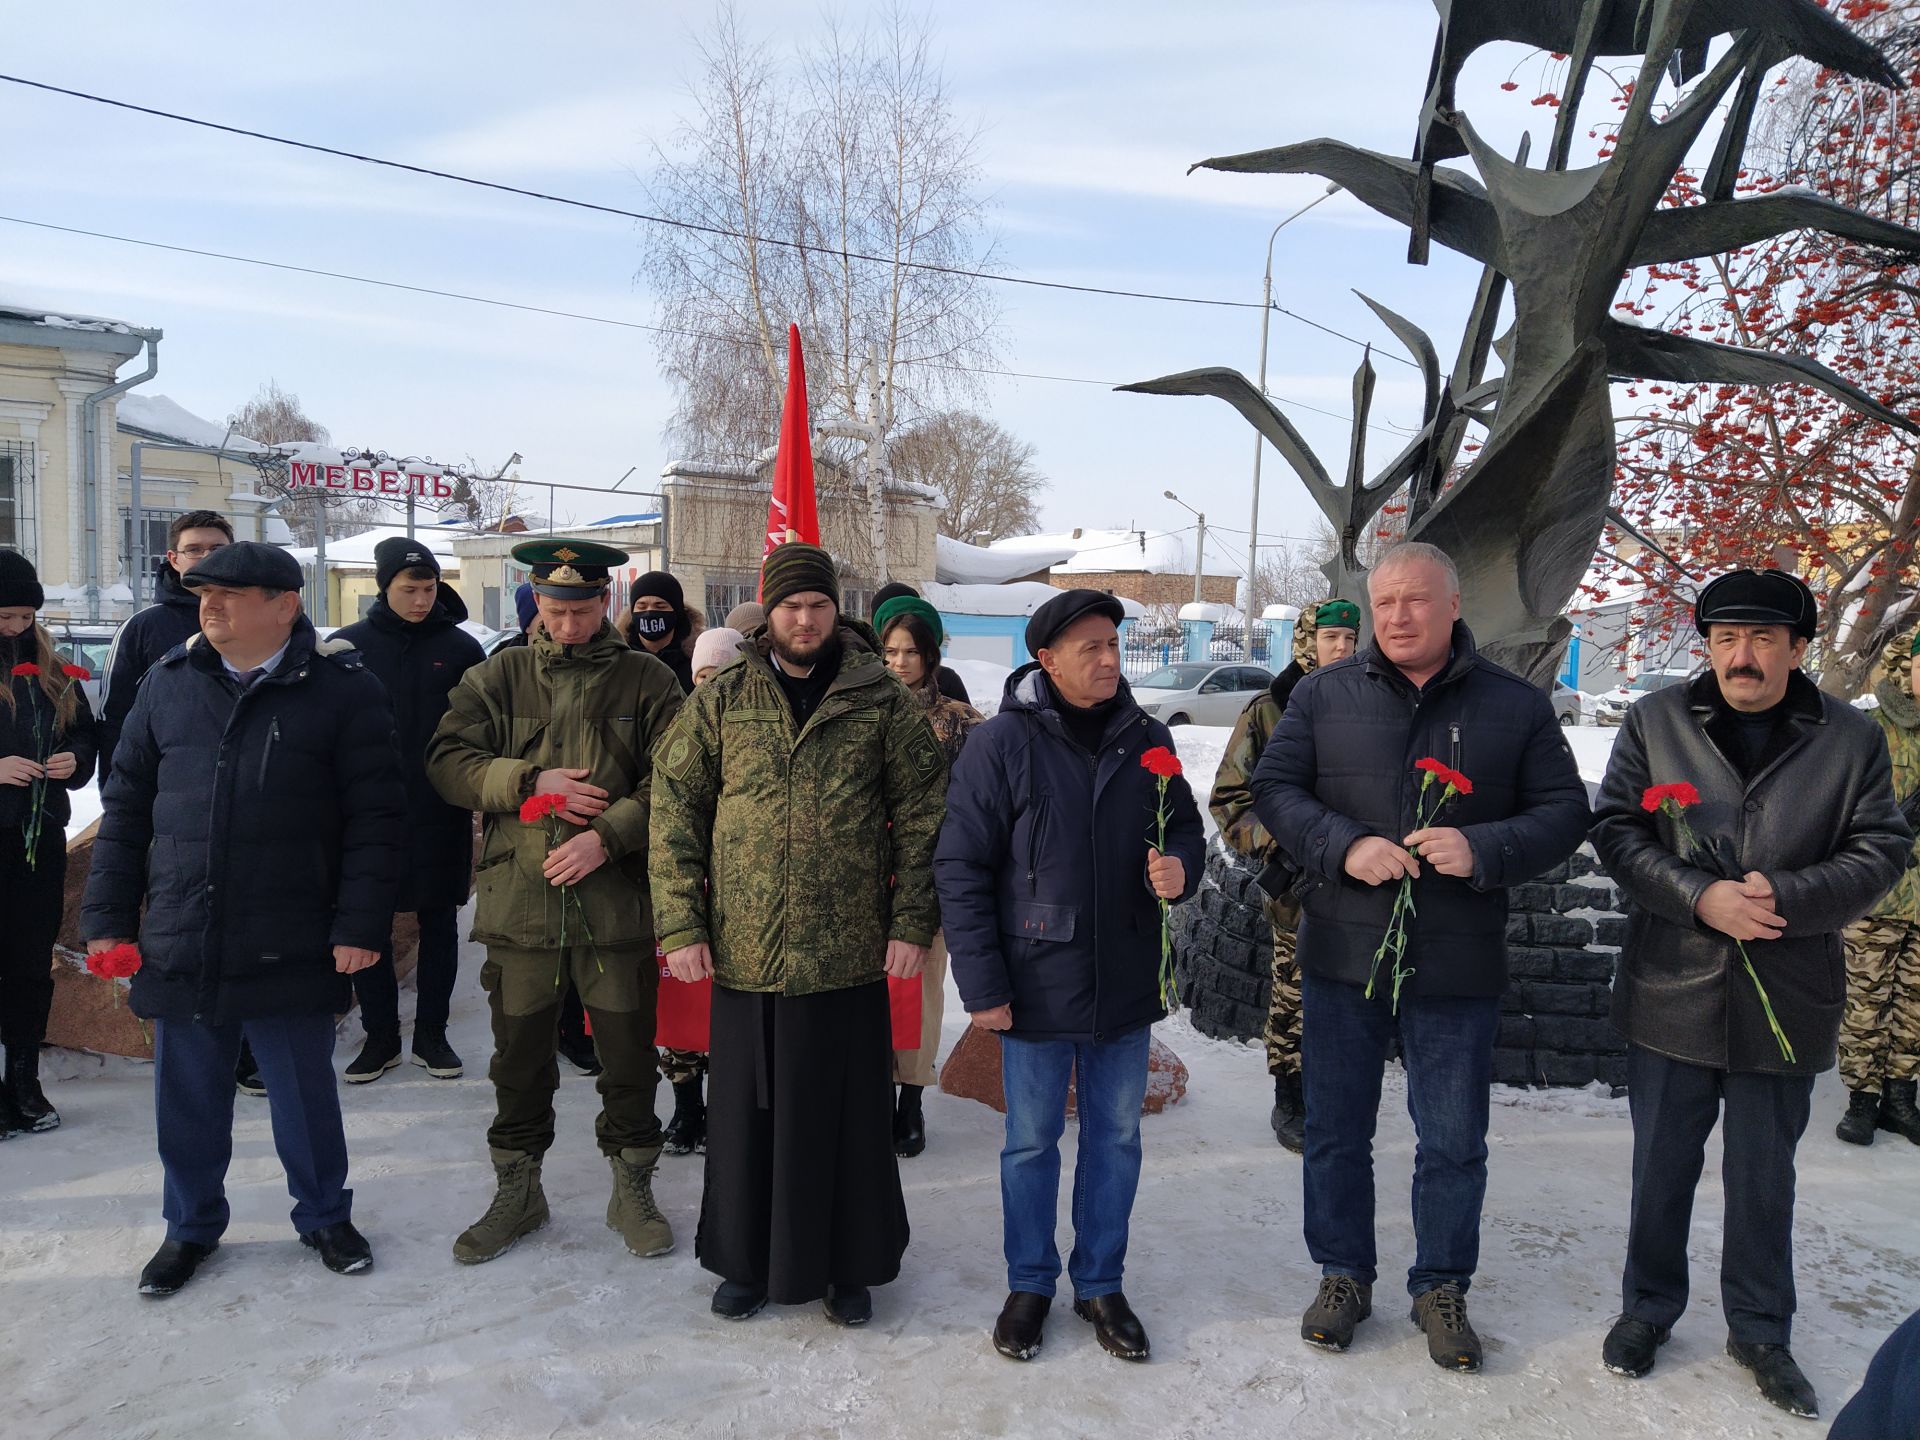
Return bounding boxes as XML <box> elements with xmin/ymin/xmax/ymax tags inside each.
<box><xmin>911</xmin><ymin>678</ymin><xmax>984</xmax><ymax>768</ymax></box>
<box><xmin>1868</xmin><ymin>701</ymin><xmax>1920</xmax><ymax>922</ymax></box>
<box><xmin>1211</xmin><ymin>689</ymin><xmax>1282</xmax><ymax>864</ymax></box>
<box><xmin>425</xmin><ymin>621</ymin><xmax>684</xmax><ymax>949</ymax></box>
<box><xmin>648</xmin><ymin>626</ymin><xmax>948</xmax><ymax>995</ymax></box>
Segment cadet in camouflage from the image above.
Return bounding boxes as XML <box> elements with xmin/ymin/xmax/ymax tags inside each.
<box><xmin>1207</xmin><ymin>598</ymin><xmax>1359</xmax><ymax>1152</ymax></box>
<box><xmin>1836</xmin><ymin>633</ymin><xmax>1920</xmax><ymax>1147</ymax></box>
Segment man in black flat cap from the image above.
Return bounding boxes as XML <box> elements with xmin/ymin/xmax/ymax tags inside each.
<box><xmin>936</xmin><ymin>587</ymin><xmax>1203</xmax><ymax>1364</ymax></box>
<box><xmin>333</xmin><ymin>536</ymin><xmax>484</xmax><ymax>1084</ymax></box>
<box><xmin>1592</xmin><ymin>567</ymin><xmax>1911</xmax><ymax>1419</ymax></box>
<box><xmin>82</xmin><ymin>542</ymin><xmax>406</xmax><ymax>1296</ymax></box>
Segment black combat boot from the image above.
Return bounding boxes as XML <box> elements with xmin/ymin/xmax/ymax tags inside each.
<box><xmin>1727</xmin><ymin>1340</ymin><xmax>1819</xmax><ymax>1419</ymax></box>
<box><xmin>1879</xmin><ymin>1078</ymin><xmax>1920</xmax><ymax>1145</ymax></box>
<box><xmin>1837</xmin><ymin>1090</ymin><xmax>1881</xmax><ymax>1146</ymax></box>
<box><xmin>1270</xmin><ymin>1070</ymin><xmax>1304</xmax><ymax>1154</ymax></box>
<box><xmin>343</xmin><ymin>1030</ymin><xmax>402</xmax><ymax>1084</ymax></box>
<box><xmin>663</xmin><ymin>1077</ymin><xmax>707</xmax><ymax>1156</ymax></box>
<box><xmin>6</xmin><ymin>1046</ymin><xmax>58</xmax><ymax>1132</ymax></box>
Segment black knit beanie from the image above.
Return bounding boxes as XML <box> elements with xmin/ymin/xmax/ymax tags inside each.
<box><xmin>374</xmin><ymin>536</ymin><xmax>441</xmax><ymax>592</ymax></box>
<box><xmin>631</xmin><ymin>570</ymin><xmax>686</xmax><ymax>613</ymax></box>
<box><xmin>0</xmin><ymin>548</ymin><xmax>44</xmax><ymax>610</ymax></box>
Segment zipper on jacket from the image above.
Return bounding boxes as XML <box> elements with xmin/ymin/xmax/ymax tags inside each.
<box><xmin>1449</xmin><ymin>721</ymin><xmax>1461</xmax><ymax>776</ymax></box>
<box><xmin>257</xmin><ymin>717</ymin><xmax>280</xmax><ymax>789</ymax></box>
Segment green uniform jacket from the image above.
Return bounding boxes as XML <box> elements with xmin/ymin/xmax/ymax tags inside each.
<box><xmin>648</xmin><ymin>627</ymin><xmax>948</xmax><ymax>995</ymax></box>
<box><xmin>1869</xmin><ymin>703</ymin><xmax>1920</xmax><ymax>922</ymax></box>
<box><xmin>426</xmin><ymin>622</ymin><xmax>684</xmax><ymax>949</ymax></box>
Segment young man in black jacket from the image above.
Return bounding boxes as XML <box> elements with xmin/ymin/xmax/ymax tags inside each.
<box><xmin>82</xmin><ymin>543</ymin><xmax>405</xmax><ymax>1297</ymax></box>
<box><xmin>1252</xmin><ymin>542</ymin><xmax>1589</xmax><ymax>1373</ymax></box>
<box><xmin>334</xmin><ymin>538</ymin><xmax>484</xmax><ymax>1082</ymax></box>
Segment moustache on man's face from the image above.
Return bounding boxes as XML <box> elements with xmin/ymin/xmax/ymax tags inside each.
<box><xmin>1725</xmin><ymin>665</ymin><xmax>1765</xmax><ymax>682</ymax></box>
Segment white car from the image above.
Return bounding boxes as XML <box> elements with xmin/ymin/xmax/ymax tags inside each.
<box><xmin>1595</xmin><ymin>667</ymin><xmax>1696</xmax><ymax>726</ymax></box>
<box><xmin>1131</xmin><ymin>661</ymin><xmax>1273</xmax><ymax>727</ymax></box>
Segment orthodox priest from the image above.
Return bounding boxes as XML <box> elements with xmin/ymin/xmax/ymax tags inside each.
<box><xmin>650</xmin><ymin>542</ymin><xmax>948</xmax><ymax>1325</ymax></box>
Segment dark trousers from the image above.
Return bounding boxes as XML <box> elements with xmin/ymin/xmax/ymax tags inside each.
<box><xmin>1301</xmin><ymin>970</ymin><xmax>1499</xmax><ymax>1297</ymax></box>
<box><xmin>350</xmin><ymin>906</ymin><xmax>459</xmax><ymax>1039</ymax></box>
<box><xmin>153</xmin><ymin>1012</ymin><xmax>352</xmax><ymax>1244</ymax></box>
<box><xmin>697</xmin><ymin>982</ymin><xmax>909</xmax><ymax>1303</ymax></box>
<box><xmin>1622</xmin><ymin>1044</ymin><xmax>1815</xmax><ymax>1345</ymax></box>
<box><xmin>0</xmin><ymin>827</ymin><xmax>64</xmax><ymax>1050</ymax></box>
<box><xmin>480</xmin><ymin>945</ymin><xmax>661</xmax><ymax>1158</ymax></box>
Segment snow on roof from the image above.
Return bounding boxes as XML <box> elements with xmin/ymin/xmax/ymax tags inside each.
<box><xmin>1262</xmin><ymin>604</ymin><xmax>1301</xmax><ymax>621</ymax></box>
<box><xmin>934</xmin><ymin>532</ymin><xmax>1076</xmax><ymax>585</ymax></box>
<box><xmin>924</xmin><ymin>580</ymin><xmax>1145</xmax><ymax>619</ymax></box>
<box><xmin>585</xmin><ymin>513</ymin><xmax>662</xmax><ymax>527</ymax></box>
<box><xmin>283</xmin><ymin>525</ymin><xmax>463</xmax><ymax>569</ymax></box>
<box><xmin>0</xmin><ymin>296</ymin><xmax>142</xmax><ymax>335</ymax></box>
<box><xmin>1179</xmin><ymin>602</ymin><xmax>1228</xmax><ymax>623</ymax></box>
<box><xmin>984</xmin><ymin>528</ymin><xmax>1229</xmax><ymax>578</ymax></box>
<box><xmin>116</xmin><ymin>394</ymin><xmax>270</xmax><ymax>453</ymax></box>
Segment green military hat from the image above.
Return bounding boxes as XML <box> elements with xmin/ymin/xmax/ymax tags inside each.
<box><xmin>512</xmin><ymin>537</ymin><xmax>629</xmax><ymax>598</ymax></box>
<box><xmin>1314</xmin><ymin>598</ymin><xmax>1361</xmax><ymax>631</ymax></box>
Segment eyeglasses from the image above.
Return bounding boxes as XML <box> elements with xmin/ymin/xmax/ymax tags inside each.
<box><xmin>175</xmin><ymin>543</ymin><xmax>229</xmax><ymax>557</ymax></box>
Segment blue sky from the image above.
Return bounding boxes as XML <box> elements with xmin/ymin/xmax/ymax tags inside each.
<box><xmin>0</xmin><ymin>1</ymin><xmax>1593</xmax><ymax>575</ymax></box>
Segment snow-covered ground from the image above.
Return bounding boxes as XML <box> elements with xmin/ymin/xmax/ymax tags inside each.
<box><xmin>10</xmin><ymin>719</ymin><xmax>1915</xmax><ymax>1439</ymax></box>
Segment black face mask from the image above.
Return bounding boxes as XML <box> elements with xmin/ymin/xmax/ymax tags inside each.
<box><xmin>631</xmin><ymin>611</ymin><xmax>674</xmax><ymax>640</ymax></box>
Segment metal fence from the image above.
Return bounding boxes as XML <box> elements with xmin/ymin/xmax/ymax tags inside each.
<box><xmin>1122</xmin><ymin>625</ymin><xmax>1274</xmax><ymax>680</ymax></box>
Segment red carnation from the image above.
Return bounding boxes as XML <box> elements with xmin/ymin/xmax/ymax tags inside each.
<box><xmin>86</xmin><ymin>943</ymin><xmax>143</xmax><ymax>980</ymax></box>
<box><xmin>519</xmin><ymin>792</ymin><xmax>568</xmax><ymax>824</ymax></box>
<box><xmin>1640</xmin><ymin>781</ymin><xmax>1700</xmax><ymax>812</ymax></box>
<box><xmin>62</xmin><ymin>663</ymin><xmax>91</xmax><ymax>680</ymax></box>
<box><xmin>1140</xmin><ymin>746</ymin><xmax>1183</xmax><ymax>780</ymax></box>
<box><xmin>1415</xmin><ymin>757</ymin><xmax>1474</xmax><ymax>795</ymax></box>
<box><xmin>10</xmin><ymin>662</ymin><xmax>40</xmax><ymax>677</ymax></box>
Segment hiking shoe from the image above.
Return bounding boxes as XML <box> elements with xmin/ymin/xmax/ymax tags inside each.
<box><xmin>453</xmin><ymin>1148</ymin><xmax>549</xmax><ymax>1264</ymax></box>
<box><xmin>1727</xmin><ymin>1340</ymin><xmax>1819</xmax><ymax>1420</ymax></box>
<box><xmin>1837</xmin><ymin>1090</ymin><xmax>1881</xmax><ymax>1146</ymax></box>
<box><xmin>1602</xmin><ymin>1315</ymin><xmax>1670</xmax><ymax>1377</ymax></box>
<box><xmin>1302</xmin><ymin>1275</ymin><xmax>1372</xmax><ymax>1351</ymax></box>
<box><xmin>408</xmin><ymin>1028</ymin><xmax>464</xmax><ymax>1080</ymax></box>
<box><xmin>712</xmin><ymin>1281</ymin><xmax>768</xmax><ymax>1320</ymax></box>
<box><xmin>1411</xmin><ymin>1283</ymin><xmax>1483</xmax><ymax>1372</ymax></box>
<box><xmin>607</xmin><ymin>1145</ymin><xmax>674</xmax><ymax>1257</ymax></box>
<box><xmin>825</xmin><ymin>1283</ymin><xmax>873</xmax><ymax>1326</ymax></box>
<box><xmin>344</xmin><ymin>1032</ymin><xmax>402</xmax><ymax>1084</ymax></box>
<box><xmin>663</xmin><ymin>1077</ymin><xmax>707</xmax><ymax>1156</ymax></box>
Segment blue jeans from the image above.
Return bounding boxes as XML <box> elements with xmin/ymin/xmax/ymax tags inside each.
<box><xmin>153</xmin><ymin>1013</ymin><xmax>353</xmax><ymax>1244</ymax></box>
<box><xmin>1300</xmin><ymin>971</ymin><xmax>1498</xmax><ymax>1298</ymax></box>
<box><xmin>1000</xmin><ymin>1025</ymin><xmax>1151</xmax><ymax>1300</ymax></box>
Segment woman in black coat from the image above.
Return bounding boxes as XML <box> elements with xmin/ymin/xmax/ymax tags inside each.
<box><xmin>0</xmin><ymin>548</ymin><xmax>100</xmax><ymax>1136</ymax></box>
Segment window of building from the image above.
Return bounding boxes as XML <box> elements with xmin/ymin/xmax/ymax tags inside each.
<box><xmin>119</xmin><ymin>506</ymin><xmax>174</xmax><ymax>582</ymax></box>
<box><xmin>705</xmin><ymin>571</ymin><xmax>759</xmax><ymax>627</ymax></box>
<box><xmin>0</xmin><ymin>440</ymin><xmax>35</xmax><ymax>557</ymax></box>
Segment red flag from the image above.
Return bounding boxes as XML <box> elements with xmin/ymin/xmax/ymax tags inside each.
<box><xmin>764</xmin><ymin>323</ymin><xmax>820</xmax><ymax>560</ymax></box>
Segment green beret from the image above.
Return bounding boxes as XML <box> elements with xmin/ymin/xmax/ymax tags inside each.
<box><xmin>874</xmin><ymin>595</ymin><xmax>944</xmax><ymax>647</ymax></box>
<box><xmin>1315</xmin><ymin>599</ymin><xmax>1361</xmax><ymax>631</ymax></box>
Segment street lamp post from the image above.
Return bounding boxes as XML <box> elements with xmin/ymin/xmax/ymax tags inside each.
<box><xmin>1163</xmin><ymin>489</ymin><xmax>1206</xmax><ymax>607</ymax></box>
<box><xmin>1247</xmin><ymin>180</ymin><xmax>1341</xmax><ymax>655</ymax></box>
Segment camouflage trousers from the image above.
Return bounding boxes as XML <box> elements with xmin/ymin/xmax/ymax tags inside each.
<box><xmin>660</xmin><ymin>1047</ymin><xmax>708</xmax><ymax>1085</ymax></box>
<box><xmin>1264</xmin><ymin>896</ymin><xmax>1304</xmax><ymax>1077</ymax></box>
<box><xmin>1840</xmin><ymin>916</ymin><xmax>1920</xmax><ymax>1092</ymax></box>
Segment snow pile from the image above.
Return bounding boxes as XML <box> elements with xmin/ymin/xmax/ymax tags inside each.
<box><xmin>947</xmin><ymin>658</ymin><xmax>1013</xmax><ymax>715</ymax></box>
<box><xmin>117</xmin><ymin>394</ymin><xmax>272</xmax><ymax>453</ymax></box>
<box><xmin>926</xmin><ymin>580</ymin><xmax>1144</xmax><ymax>620</ymax></box>
<box><xmin>934</xmin><ymin>532</ymin><xmax>1076</xmax><ymax>585</ymax></box>
<box><xmin>284</xmin><ymin>526</ymin><xmax>464</xmax><ymax>570</ymax></box>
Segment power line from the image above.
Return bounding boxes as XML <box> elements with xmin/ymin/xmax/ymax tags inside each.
<box><xmin>0</xmin><ymin>212</ymin><xmax>1418</xmax><ymax>438</ymax></box>
<box><xmin>0</xmin><ymin>71</ymin><xmax>1420</xmax><ymax>367</ymax></box>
